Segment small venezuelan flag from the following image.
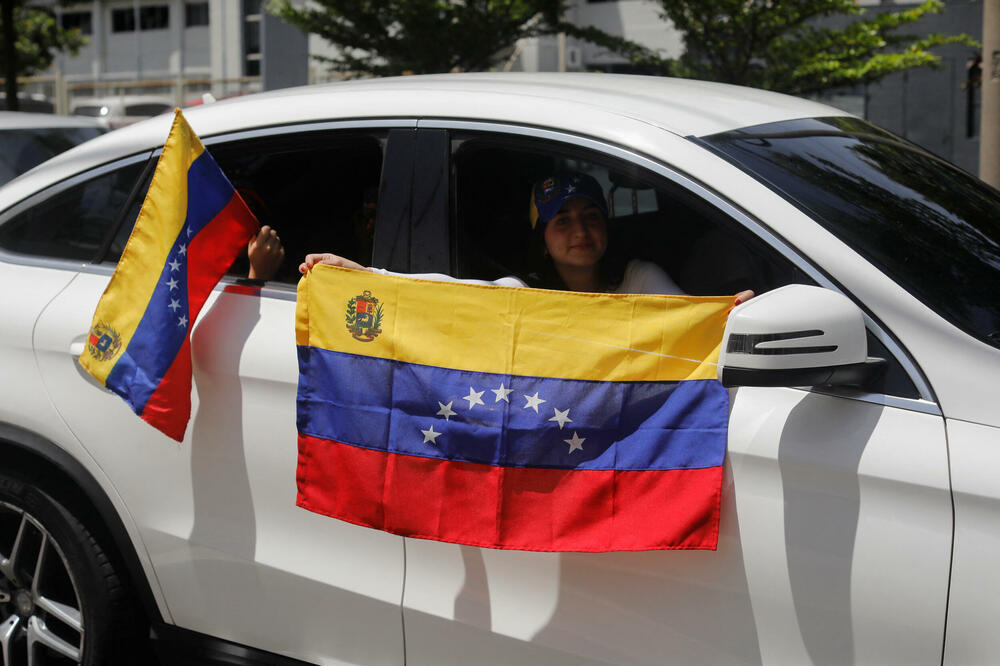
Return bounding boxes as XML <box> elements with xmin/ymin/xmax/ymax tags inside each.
<box><xmin>296</xmin><ymin>265</ymin><xmax>733</xmax><ymax>552</ymax></box>
<box><xmin>79</xmin><ymin>109</ymin><xmax>257</xmax><ymax>442</ymax></box>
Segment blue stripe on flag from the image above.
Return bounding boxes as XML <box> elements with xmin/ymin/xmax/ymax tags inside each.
<box><xmin>105</xmin><ymin>151</ymin><xmax>235</xmax><ymax>411</ymax></box>
<box><xmin>296</xmin><ymin>346</ymin><xmax>728</xmax><ymax>471</ymax></box>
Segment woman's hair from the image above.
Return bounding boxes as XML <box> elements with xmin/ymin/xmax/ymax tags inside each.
<box><xmin>523</xmin><ymin>217</ymin><xmax>627</xmax><ymax>291</ymax></box>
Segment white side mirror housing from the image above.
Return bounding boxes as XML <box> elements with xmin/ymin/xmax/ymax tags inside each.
<box><xmin>718</xmin><ymin>284</ymin><xmax>885</xmax><ymax>388</ymax></box>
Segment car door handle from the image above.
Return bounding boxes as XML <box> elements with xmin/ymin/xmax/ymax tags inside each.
<box><xmin>70</xmin><ymin>342</ymin><xmax>85</xmax><ymax>356</ymax></box>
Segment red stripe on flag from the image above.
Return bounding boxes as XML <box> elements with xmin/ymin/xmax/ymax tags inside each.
<box><xmin>186</xmin><ymin>194</ymin><xmax>257</xmax><ymax>317</ymax></box>
<box><xmin>141</xmin><ymin>337</ymin><xmax>192</xmax><ymax>441</ymax></box>
<box><xmin>296</xmin><ymin>435</ymin><xmax>722</xmax><ymax>552</ymax></box>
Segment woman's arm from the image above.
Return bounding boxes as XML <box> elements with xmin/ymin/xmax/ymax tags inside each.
<box><xmin>299</xmin><ymin>253</ymin><xmax>527</xmax><ymax>288</ymax></box>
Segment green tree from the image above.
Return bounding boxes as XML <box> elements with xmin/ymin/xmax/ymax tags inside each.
<box><xmin>268</xmin><ymin>0</ymin><xmax>650</xmax><ymax>78</ymax></box>
<box><xmin>1</xmin><ymin>0</ymin><xmax>87</xmax><ymax>111</ymax></box>
<box><xmin>635</xmin><ymin>0</ymin><xmax>976</xmax><ymax>95</ymax></box>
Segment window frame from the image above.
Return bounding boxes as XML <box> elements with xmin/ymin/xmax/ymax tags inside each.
<box><xmin>416</xmin><ymin>118</ymin><xmax>938</xmax><ymax>412</ymax></box>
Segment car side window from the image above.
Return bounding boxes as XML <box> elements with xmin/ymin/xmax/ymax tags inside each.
<box><xmin>451</xmin><ymin>134</ymin><xmax>806</xmax><ymax>296</ymax></box>
<box><xmin>0</xmin><ymin>161</ymin><xmax>147</xmax><ymax>261</ymax></box>
<box><xmin>103</xmin><ymin>130</ymin><xmax>386</xmax><ymax>285</ymax></box>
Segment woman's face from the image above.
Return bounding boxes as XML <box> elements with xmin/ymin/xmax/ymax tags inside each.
<box><xmin>543</xmin><ymin>197</ymin><xmax>608</xmax><ymax>271</ymax></box>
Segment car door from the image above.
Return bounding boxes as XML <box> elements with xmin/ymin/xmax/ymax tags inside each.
<box><xmin>30</xmin><ymin>122</ymin><xmax>418</xmax><ymax>664</ymax></box>
<box><xmin>397</xmin><ymin>123</ymin><xmax>952</xmax><ymax>665</ymax></box>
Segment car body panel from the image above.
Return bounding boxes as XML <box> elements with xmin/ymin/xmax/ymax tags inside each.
<box><xmin>0</xmin><ymin>258</ymin><xmax>174</xmax><ymax>620</ymax></box>
<box><xmin>32</xmin><ymin>274</ymin><xmax>406</xmax><ymax>664</ymax></box>
<box><xmin>942</xmin><ymin>418</ymin><xmax>1000</xmax><ymax>665</ymax></box>
<box><xmin>403</xmin><ymin>381</ymin><xmax>952</xmax><ymax>665</ymax></box>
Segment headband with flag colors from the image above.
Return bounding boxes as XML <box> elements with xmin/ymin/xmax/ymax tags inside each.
<box><xmin>79</xmin><ymin>109</ymin><xmax>258</xmax><ymax>441</ymax></box>
<box><xmin>295</xmin><ymin>265</ymin><xmax>733</xmax><ymax>552</ymax></box>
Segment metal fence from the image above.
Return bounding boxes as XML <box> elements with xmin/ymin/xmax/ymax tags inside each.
<box><xmin>1</xmin><ymin>75</ymin><xmax>263</xmax><ymax>115</ymax></box>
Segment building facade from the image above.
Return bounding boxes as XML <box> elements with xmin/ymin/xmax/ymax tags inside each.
<box><xmin>30</xmin><ymin>0</ymin><xmax>985</xmax><ymax>172</ymax></box>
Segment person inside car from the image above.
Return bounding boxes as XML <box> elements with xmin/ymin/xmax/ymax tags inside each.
<box><xmin>298</xmin><ymin>170</ymin><xmax>752</xmax><ymax>304</ymax></box>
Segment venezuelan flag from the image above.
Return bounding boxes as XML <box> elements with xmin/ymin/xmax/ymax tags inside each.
<box><xmin>79</xmin><ymin>109</ymin><xmax>257</xmax><ymax>441</ymax></box>
<box><xmin>296</xmin><ymin>265</ymin><xmax>733</xmax><ymax>552</ymax></box>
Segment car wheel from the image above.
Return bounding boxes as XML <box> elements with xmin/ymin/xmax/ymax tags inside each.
<box><xmin>0</xmin><ymin>472</ymin><xmax>135</xmax><ymax>665</ymax></box>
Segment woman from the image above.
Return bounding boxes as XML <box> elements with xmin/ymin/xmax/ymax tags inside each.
<box><xmin>300</xmin><ymin>171</ymin><xmax>753</xmax><ymax>304</ymax></box>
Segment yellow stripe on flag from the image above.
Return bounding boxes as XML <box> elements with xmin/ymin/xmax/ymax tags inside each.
<box><xmin>297</xmin><ymin>265</ymin><xmax>731</xmax><ymax>382</ymax></box>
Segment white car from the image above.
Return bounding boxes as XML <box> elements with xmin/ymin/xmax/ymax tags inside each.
<box><xmin>0</xmin><ymin>73</ymin><xmax>998</xmax><ymax>665</ymax></box>
<box><xmin>0</xmin><ymin>112</ymin><xmax>105</xmax><ymax>187</ymax></box>
<box><xmin>69</xmin><ymin>95</ymin><xmax>174</xmax><ymax>130</ymax></box>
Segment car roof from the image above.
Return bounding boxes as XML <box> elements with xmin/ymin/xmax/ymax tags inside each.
<box><xmin>0</xmin><ymin>73</ymin><xmax>848</xmax><ymax>209</ymax></box>
<box><xmin>0</xmin><ymin>111</ymin><xmax>105</xmax><ymax>130</ymax></box>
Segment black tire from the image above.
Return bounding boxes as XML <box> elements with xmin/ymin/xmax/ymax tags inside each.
<box><xmin>0</xmin><ymin>472</ymin><xmax>139</xmax><ymax>665</ymax></box>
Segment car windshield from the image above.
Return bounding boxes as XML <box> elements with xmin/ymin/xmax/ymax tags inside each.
<box><xmin>701</xmin><ymin>116</ymin><xmax>1000</xmax><ymax>351</ymax></box>
<box><xmin>0</xmin><ymin>126</ymin><xmax>105</xmax><ymax>185</ymax></box>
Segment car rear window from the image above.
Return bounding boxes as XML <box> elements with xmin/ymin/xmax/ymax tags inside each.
<box><xmin>125</xmin><ymin>103</ymin><xmax>171</xmax><ymax>116</ymax></box>
<box><xmin>0</xmin><ymin>126</ymin><xmax>105</xmax><ymax>185</ymax></box>
<box><xmin>72</xmin><ymin>106</ymin><xmax>108</xmax><ymax>118</ymax></box>
<box><xmin>702</xmin><ymin>117</ymin><xmax>1000</xmax><ymax>351</ymax></box>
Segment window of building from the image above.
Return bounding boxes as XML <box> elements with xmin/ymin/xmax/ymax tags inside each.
<box><xmin>111</xmin><ymin>8</ymin><xmax>135</xmax><ymax>33</ymax></box>
<box><xmin>185</xmin><ymin>2</ymin><xmax>209</xmax><ymax>27</ymax></box>
<box><xmin>243</xmin><ymin>3</ymin><xmax>261</xmax><ymax>77</ymax></box>
<box><xmin>140</xmin><ymin>5</ymin><xmax>169</xmax><ymax>30</ymax></box>
<box><xmin>60</xmin><ymin>11</ymin><xmax>93</xmax><ymax>35</ymax></box>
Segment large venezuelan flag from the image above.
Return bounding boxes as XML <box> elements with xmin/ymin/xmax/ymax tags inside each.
<box><xmin>79</xmin><ymin>109</ymin><xmax>257</xmax><ymax>442</ymax></box>
<box><xmin>296</xmin><ymin>265</ymin><xmax>733</xmax><ymax>552</ymax></box>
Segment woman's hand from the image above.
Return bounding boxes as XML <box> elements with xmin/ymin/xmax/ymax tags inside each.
<box><xmin>299</xmin><ymin>253</ymin><xmax>367</xmax><ymax>274</ymax></box>
<box><xmin>734</xmin><ymin>290</ymin><xmax>754</xmax><ymax>306</ymax></box>
<box><xmin>248</xmin><ymin>225</ymin><xmax>285</xmax><ymax>281</ymax></box>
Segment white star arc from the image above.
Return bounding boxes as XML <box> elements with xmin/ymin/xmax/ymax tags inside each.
<box><xmin>464</xmin><ymin>387</ymin><xmax>485</xmax><ymax>409</ymax></box>
<box><xmin>549</xmin><ymin>408</ymin><xmax>572</xmax><ymax>429</ymax></box>
<box><xmin>564</xmin><ymin>431</ymin><xmax>585</xmax><ymax>453</ymax></box>
<box><xmin>492</xmin><ymin>383</ymin><xmax>513</xmax><ymax>403</ymax></box>
<box><xmin>436</xmin><ymin>401</ymin><xmax>457</xmax><ymax>421</ymax></box>
<box><xmin>523</xmin><ymin>392</ymin><xmax>546</xmax><ymax>413</ymax></box>
<box><xmin>421</xmin><ymin>425</ymin><xmax>441</xmax><ymax>444</ymax></box>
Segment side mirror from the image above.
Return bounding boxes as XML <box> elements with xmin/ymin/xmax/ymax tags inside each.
<box><xmin>718</xmin><ymin>284</ymin><xmax>886</xmax><ymax>389</ymax></box>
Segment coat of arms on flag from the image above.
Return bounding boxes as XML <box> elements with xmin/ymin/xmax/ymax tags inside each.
<box><xmin>295</xmin><ymin>265</ymin><xmax>733</xmax><ymax>552</ymax></box>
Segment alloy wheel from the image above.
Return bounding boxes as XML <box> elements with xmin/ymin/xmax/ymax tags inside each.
<box><xmin>0</xmin><ymin>501</ymin><xmax>84</xmax><ymax>665</ymax></box>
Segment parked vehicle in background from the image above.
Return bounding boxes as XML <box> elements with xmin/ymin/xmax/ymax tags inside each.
<box><xmin>0</xmin><ymin>112</ymin><xmax>105</xmax><ymax>186</ymax></box>
<box><xmin>0</xmin><ymin>73</ymin><xmax>998</xmax><ymax>665</ymax></box>
<box><xmin>0</xmin><ymin>93</ymin><xmax>56</xmax><ymax>114</ymax></box>
<box><xmin>69</xmin><ymin>95</ymin><xmax>173</xmax><ymax>129</ymax></box>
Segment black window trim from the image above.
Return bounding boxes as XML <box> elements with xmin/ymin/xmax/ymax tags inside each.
<box><xmin>417</xmin><ymin>117</ymin><xmax>939</xmax><ymax>413</ymax></box>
